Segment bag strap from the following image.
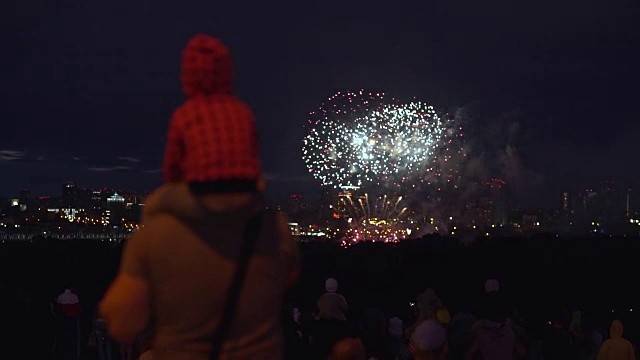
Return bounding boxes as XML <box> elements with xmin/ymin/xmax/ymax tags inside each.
<box><xmin>210</xmin><ymin>211</ymin><xmax>265</xmax><ymax>360</ymax></box>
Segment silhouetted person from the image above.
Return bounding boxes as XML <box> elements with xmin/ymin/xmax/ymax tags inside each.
<box><xmin>54</xmin><ymin>287</ymin><xmax>81</xmax><ymax>360</ymax></box>
<box><xmin>360</xmin><ymin>307</ymin><xmax>390</xmax><ymax>359</ymax></box>
<box><xmin>99</xmin><ymin>33</ymin><xmax>299</xmax><ymax>360</ymax></box>
<box><xmin>315</xmin><ymin>278</ymin><xmax>349</xmax><ymax>358</ymax></box>
<box><xmin>388</xmin><ymin>316</ymin><xmax>405</xmax><ymax>357</ymax></box>
<box><xmin>466</xmin><ymin>279</ymin><xmax>524</xmax><ymax>360</ymax></box>
<box><xmin>282</xmin><ymin>305</ymin><xmax>304</xmax><ymax>360</ymax></box>
<box><xmin>407</xmin><ymin>288</ymin><xmax>450</xmax><ymax>340</ymax></box>
<box><xmin>318</xmin><ymin>278</ymin><xmax>348</xmax><ymax>322</ymax></box>
<box><xmin>92</xmin><ymin>309</ymin><xmax>112</xmax><ymax>360</ymax></box>
<box><xmin>416</xmin><ymin>288</ymin><xmax>449</xmax><ymax>327</ymax></box>
<box><xmin>597</xmin><ymin>320</ymin><xmax>635</xmax><ymax>360</ymax></box>
<box><xmin>449</xmin><ymin>309</ymin><xmax>477</xmax><ymax>360</ymax></box>
<box><xmin>396</xmin><ymin>320</ymin><xmax>448</xmax><ymax>360</ymax></box>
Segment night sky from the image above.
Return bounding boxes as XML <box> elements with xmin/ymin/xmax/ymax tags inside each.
<box><xmin>1</xmin><ymin>1</ymin><xmax>638</xmax><ymax>206</ymax></box>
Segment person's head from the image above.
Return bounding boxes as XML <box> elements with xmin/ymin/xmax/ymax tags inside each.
<box><xmin>410</xmin><ymin>320</ymin><xmax>448</xmax><ymax>360</ymax></box>
<box><xmin>420</xmin><ymin>288</ymin><xmax>442</xmax><ymax>308</ymax></box>
<box><xmin>292</xmin><ymin>308</ymin><xmax>300</xmax><ymax>323</ymax></box>
<box><xmin>389</xmin><ymin>316</ymin><xmax>404</xmax><ymax>338</ymax></box>
<box><xmin>571</xmin><ymin>310</ymin><xmax>582</xmax><ymax>324</ymax></box>
<box><xmin>484</xmin><ymin>278</ymin><xmax>500</xmax><ymax>293</ymax></box>
<box><xmin>166</xmin><ymin>34</ymin><xmax>262</xmax><ymax>190</ymax></box>
<box><xmin>326</xmin><ymin>277</ymin><xmax>339</xmax><ymax>293</ymax></box>
<box><xmin>181</xmin><ymin>34</ymin><xmax>233</xmax><ymax>98</ymax></box>
<box><xmin>610</xmin><ymin>319</ymin><xmax>624</xmax><ymax>339</ymax></box>
<box><xmin>481</xmin><ymin>278</ymin><xmax>508</xmax><ymax>322</ymax></box>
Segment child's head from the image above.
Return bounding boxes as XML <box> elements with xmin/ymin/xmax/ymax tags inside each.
<box><xmin>164</xmin><ymin>34</ymin><xmax>262</xmax><ymax>190</ymax></box>
<box><xmin>181</xmin><ymin>34</ymin><xmax>233</xmax><ymax>98</ymax></box>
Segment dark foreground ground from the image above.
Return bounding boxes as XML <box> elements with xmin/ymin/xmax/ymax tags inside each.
<box><xmin>1</xmin><ymin>234</ymin><xmax>637</xmax><ymax>358</ymax></box>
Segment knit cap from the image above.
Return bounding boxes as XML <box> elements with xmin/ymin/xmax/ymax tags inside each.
<box><xmin>163</xmin><ymin>34</ymin><xmax>261</xmax><ymax>184</ymax></box>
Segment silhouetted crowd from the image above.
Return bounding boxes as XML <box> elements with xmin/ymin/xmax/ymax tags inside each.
<box><xmin>2</xmin><ymin>235</ymin><xmax>640</xmax><ymax>360</ymax></box>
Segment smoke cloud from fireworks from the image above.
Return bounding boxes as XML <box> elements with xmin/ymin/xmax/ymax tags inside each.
<box><xmin>416</xmin><ymin>106</ymin><xmax>544</xmax><ymax>233</ymax></box>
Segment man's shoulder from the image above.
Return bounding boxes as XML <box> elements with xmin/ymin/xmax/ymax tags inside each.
<box><xmin>322</xmin><ymin>293</ymin><xmax>346</xmax><ymax>300</ymax></box>
<box><xmin>138</xmin><ymin>213</ymin><xmax>185</xmax><ymax>237</ymax></box>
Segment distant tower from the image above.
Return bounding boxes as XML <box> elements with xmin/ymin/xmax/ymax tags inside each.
<box><xmin>581</xmin><ymin>188</ymin><xmax>597</xmax><ymax>209</ymax></box>
<box><xmin>287</xmin><ymin>194</ymin><xmax>305</xmax><ymax>214</ymax></box>
<box><xmin>62</xmin><ymin>181</ymin><xmax>78</xmax><ymax>207</ymax></box>
<box><xmin>19</xmin><ymin>189</ymin><xmax>31</xmax><ymax>204</ymax></box>
<box><xmin>483</xmin><ymin>178</ymin><xmax>507</xmax><ymax>226</ymax></box>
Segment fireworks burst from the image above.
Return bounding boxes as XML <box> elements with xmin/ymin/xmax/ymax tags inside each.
<box><xmin>302</xmin><ymin>90</ymin><xmax>458</xmax><ymax>190</ymax></box>
<box><xmin>338</xmin><ymin>192</ymin><xmax>414</xmax><ymax>243</ymax></box>
<box><xmin>302</xmin><ymin>89</ymin><xmax>469</xmax><ymax>241</ymax></box>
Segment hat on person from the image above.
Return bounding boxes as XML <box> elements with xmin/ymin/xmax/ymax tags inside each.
<box><xmin>180</xmin><ymin>34</ymin><xmax>233</xmax><ymax>97</ymax></box>
<box><xmin>484</xmin><ymin>278</ymin><xmax>500</xmax><ymax>293</ymax></box>
<box><xmin>163</xmin><ymin>34</ymin><xmax>261</xmax><ymax>185</ymax></box>
<box><xmin>325</xmin><ymin>278</ymin><xmax>339</xmax><ymax>293</ymax></box>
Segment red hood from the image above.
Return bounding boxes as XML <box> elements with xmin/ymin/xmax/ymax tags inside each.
<box><xmin>180</xmin><ymin>34</ymin><xmax>233</xmax><ymax>97</ymax></box>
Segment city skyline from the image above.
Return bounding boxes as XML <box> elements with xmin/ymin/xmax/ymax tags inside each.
<box><xmin>1</xmin><ymin>178</ymin><xmax>636</xmax><ymax>213</ymax></box>
<box><xmin>1</xmin><ymin>177</ymin><xmax>638</xmax><ymax>242</ymax></box>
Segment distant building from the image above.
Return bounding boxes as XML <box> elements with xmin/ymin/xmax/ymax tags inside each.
<box><xmin>62</xmin><ymin>181</ymin><xmax>78</xmax><ymax>207</ymax></box>
<box><xmin>19</xmin><ymin>189</ymin><xmax>31</xmax><ymax>204</ymax></box>
<box><xmin>118</xmin><ymin>192</ymin><xmax>140</xmax><ymax>208</ymax></box>
<box><xmin>469</xmin><ymin>178</ymin><xmax>508</xmax><ymax>228</ymax></box>
<box><xmin>91</xmin><ymin>190</ymin><xmax>105</xmax><ymax>209</ymax></box>
<box><xmin>107</xmin><ymin>192</ymin><xmax>126</xmax><ymax>204</ymax></box>
<box><xmin>47</xmin><ymin>207</ymin><xmax>85</xmax><ymax>222</ymax></box>
<box><xmin>287</xmin><ymin>194</ymin><xmax>306</xmax><ymax>214</ymax></box>
<box><xmin>9</xmin><ymin>198</ymin><xmax>26</xmax><ymax>212</ymax></box>
<box><xmin>101</xmin><ymin>210</ymin><xmax>111</xmax><ymax>226</ymax></box>
<box><xmin>288</xmin><ymin>222</ymin><xmax>300</xmax><ymax>236</ymax></box>
<box><xmin>521</xmin><ymin>214</ymin><xmax>540</xmax><ymax>232</ymax></box>
<box><xmin>0</xmin><ymin>196</ymin><xmax>8</xmax><ymax>213</ymax></box>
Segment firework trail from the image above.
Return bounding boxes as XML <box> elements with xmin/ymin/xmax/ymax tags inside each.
<box><xmin>339</xmin><ymin>192</ymin><xmax>412</xmax><ymax>243</ymax></box>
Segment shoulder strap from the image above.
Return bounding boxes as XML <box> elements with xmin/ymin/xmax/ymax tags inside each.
<box><xmin>210</xmin><ymin>211</ymin><xmax>265</xmax><ymax>360</ymax></box>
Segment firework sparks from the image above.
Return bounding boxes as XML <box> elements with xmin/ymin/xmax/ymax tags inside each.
<box><xmin>303</xmin><ymin>89</ymin><xmax>469</xmax><ymax>241</ymax></box>
<box><xmin>339</xmin><ymin>192</ymin><xmax>414</xmax><ymax>243</ymax></box>
<box><xmin>302</xmin><ymin>90</ymin><xmax>459</xmax><ymax>189</ymax></box>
